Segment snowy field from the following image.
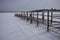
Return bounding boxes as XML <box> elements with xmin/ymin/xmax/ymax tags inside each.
<box><xmin>0</xmin><ymin>13</ymin><xmax>60</xmax><ymax>40</ymax></box>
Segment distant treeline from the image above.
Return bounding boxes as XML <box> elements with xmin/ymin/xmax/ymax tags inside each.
<box><xmin>0</xmin><ymin>11</ymin><xmax>21</xmax><ymax>13</ymax></box>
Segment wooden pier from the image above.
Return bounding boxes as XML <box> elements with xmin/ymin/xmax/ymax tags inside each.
<box><xmin>15</xmin><ymin>8</ymin><xmax>60</xmax><ymax>33</ymax></box>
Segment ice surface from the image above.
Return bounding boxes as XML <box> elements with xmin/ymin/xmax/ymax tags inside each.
<box><xmin>0</xmin><ymin>13</ymin><xmax>60</xmax><ymax>40</ymax></box>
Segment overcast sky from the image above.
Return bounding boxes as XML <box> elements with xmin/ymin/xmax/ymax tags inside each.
<box><xmin>0</xmin><ymin>0</ymin><xmax>60</xmax><ymax>11</ymax></box>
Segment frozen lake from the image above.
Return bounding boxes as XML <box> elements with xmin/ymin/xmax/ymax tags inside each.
<box><xmin>0</xmin><ymin>13</ymin><xmax>60</xmax><ymax>40</ymax></box>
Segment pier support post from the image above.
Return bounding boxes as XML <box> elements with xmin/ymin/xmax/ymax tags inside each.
<box><xmin>27</xmin><ymin>12</ymin><xmax>29</xmax><ymax>21</ymax></box>
<box><xmin>30</xmin><ymin>12</ymin><xmax>32</xmax><ymax>24</ymax></box>
<box><xmin>37</xmin><ymin>12</ymin><xmax>39</xmax><ymax>26</ymax></box>
<box><xmin>47</xmin><ymin>11</ymin><xmax>49</xmax><ymax>32</ymax></box>
<box><xmin>42</xmin><ymin>11</ymin><xmax>44</xmax><ymax>24</ymax></box>
<box><xmin>51</xmin><ymin>8</ymin><xmax>53</xmax><ymax>25</ymax></box>
<box><xmin>20</xmin><ymin>12</ymin><xmax>22</xmax><ymax>19</ymax></box>
<box><xmin>24</xmin><ymin>12</ymin><xmax>25</xmax><ymax>20</ymax></box>
<box><xmin>33</xmin><ymin>12</ymin><xmax>34</xmax><ymax>18</ymax></box>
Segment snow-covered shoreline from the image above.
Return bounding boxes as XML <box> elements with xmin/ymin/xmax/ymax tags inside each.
<box><xmin>0</xmin><ymin>13</ymin><xmax>60</xmax><ymax>40</ymax></box>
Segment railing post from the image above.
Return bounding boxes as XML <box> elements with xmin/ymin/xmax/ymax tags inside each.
<box><xmin>47</xmin><ymin>11</ymin><xmax>49</xmax><ymax>32</ymax></box>
<box><xmin>22</xmin><ymin>12</ymin><xmax>24</xmax><ymax>19</ymax></box>
<box><xmin>42</xmin><ymin>11</ymin><xmax>44</xmax><ymax>24</ymax></box>
<box><xmin>27</xmin><ymin>12</ymin><xmax>29</xmax><ymax>21</ymax></box>
<box><xmin>33</xmin><ymin>12</ymin><xmax>34</xmax><ymax>18</ymax></box>
<box><xmin>30</xmin><ymin>12</ymin><xmax>32</xmax><ymax>24</ymax></box>
<box><xmin>24</xmin><ymin>12</ymin><xmax>25</xmax><ymax>20</ymax></box>
<box><xmin>37</xmin><ymin>12</ymin><xmax>39</xmax><ymax>26</ymax></box>
<box><xmin>20</xmin><ymin>12</ymin><xmax>22</xmax><ymax>19</ymax></box>
<box><xmin>51</xmin><ymin>8</ymin><xmax>53</xmax><ymax>25</ymax></box>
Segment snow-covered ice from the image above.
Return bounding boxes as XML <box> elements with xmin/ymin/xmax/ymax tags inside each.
<box><xmin>0</xmin><ymin>13</ymin><xmax>60</xmax><ymax>40</ymax></box>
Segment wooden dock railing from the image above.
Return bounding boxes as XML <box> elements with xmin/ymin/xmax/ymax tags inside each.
<box><xmin>15</xmin><ymin>8</ymin><xmax>60</xmax><ymax>33</ymax></box>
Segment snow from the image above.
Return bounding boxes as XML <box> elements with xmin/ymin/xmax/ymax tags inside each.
<box><xmin>0</xmin><ymin>13</ymin><xmax>60</xmax><ymax>40</ymax></box>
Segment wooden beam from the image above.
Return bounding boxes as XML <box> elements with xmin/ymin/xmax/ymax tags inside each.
<box><xmin>30</xmin><ymin>12</ymin><xmax>32</xmax><ymax>24</ymax></box>
<box><xmin>23</xmin><ymin>12</ymin><xmax>25</xmax><ymax>20</ymax></box>
<box><xmin>37</xmin><ymin>12</ymin><xmax>39</xmax><ymax>26</ymax></box>
<box><xmin>27</xmin><ymin>12</ymin><xmax>29</xmax><ymax>21</ymax></box>
<box><xmin>47</xmin><ymin>11</ymin><xmax>49</xmax><ymax>32</ymax></box>
<box><xmin>51</xmin><ymin>8</ymin><xmax>53</xmax><ymax>25</ymax></box>
<box><xmin>42</xmin><ymin>11</ymin><xmax>44</xmax><ymax>24</ymax></box>
<box><xmin>32</xmin><ymin>12</ymin><xmax>34</xmax><ymax>18</ymax></box>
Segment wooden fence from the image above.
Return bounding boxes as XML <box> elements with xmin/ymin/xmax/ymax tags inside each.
<box><xmin>15</xmin><ymin>8</ymin><xmax>60</xmax><ymax>33</ymax></box>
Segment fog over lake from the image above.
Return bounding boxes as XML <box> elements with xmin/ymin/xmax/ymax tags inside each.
<box><xmin>0</xmin><ymin>0</ymin><xmax>60</xmax><ymax>11</ymax></box>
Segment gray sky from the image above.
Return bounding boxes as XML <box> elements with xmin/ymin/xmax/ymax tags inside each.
<box><xmin>0</xmin><ymin>0</ymin><xmax>60</xmax><ymax>11</ymax></box>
